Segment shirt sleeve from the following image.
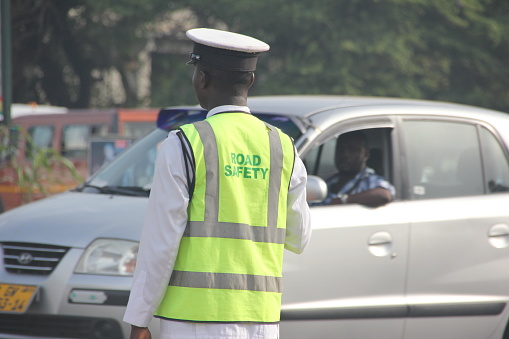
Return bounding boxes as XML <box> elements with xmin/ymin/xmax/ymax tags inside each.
<box><xmin>284</xmin><ymin>152</ymin><xmax>312</xmax><ymax>254</ymax></box>
<box><xmin>369</xmin><ymin>174</ymin><xmax>396</xmax><ymax>197</ymax></box>
<box><xmin>123</xmin><ymin>131</ymin><xmax>189</xmax><ymax>327</ymax></box>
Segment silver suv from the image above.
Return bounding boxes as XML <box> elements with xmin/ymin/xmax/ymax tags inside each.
<box><xmin>1</xmin><ymin>95</ymin><xmax>509</xmax><ymax>339</ymax></box>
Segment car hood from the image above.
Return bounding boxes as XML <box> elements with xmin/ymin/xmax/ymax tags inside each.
<box><xmin>0</xmin><ymin>191</ymin><xmax>148</xmax><ymax>248</ymax></box>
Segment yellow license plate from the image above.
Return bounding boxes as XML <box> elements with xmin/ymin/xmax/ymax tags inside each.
<box><xmin>0</xmin><ymin>283</ymin><xmax>38</xmax><ymax>313</ymax></box>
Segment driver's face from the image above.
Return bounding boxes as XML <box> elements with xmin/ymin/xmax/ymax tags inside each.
<box><xmin>335</xmin><ymin>138</ymin><xmax>369</xmax><ymax>173</ymax></box>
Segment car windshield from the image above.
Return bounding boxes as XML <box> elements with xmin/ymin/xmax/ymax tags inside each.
<box><xmin>78</xmin><ymin>109</ymin><xmax>302</xmax><ymax>196</ymax></box>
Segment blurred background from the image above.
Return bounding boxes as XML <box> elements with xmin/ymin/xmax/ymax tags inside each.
<box><xmin>9</xmin><ymin>0</ymin><xmax>509</xmax><ymax>112</ymax></box>
<box><xmin>1</xmin><ymin>0</ymin><xmax>508</xmax><ymax>211</ymax></box>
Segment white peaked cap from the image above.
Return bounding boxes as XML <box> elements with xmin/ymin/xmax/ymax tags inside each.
<box><xmin>186</xmin><ymin>28</ymin><xmax>270</xmax><ymax>71</ymax></box>
<box><xmin>186</xmin><ymin>28</ymin><xmax>270</xmax><ymax>53</ymax></box>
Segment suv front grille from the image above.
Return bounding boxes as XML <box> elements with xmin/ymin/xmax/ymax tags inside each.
<box><xmin>1</xmin><ymin>242</ymin><xmax>70</xmax><ymax>275</ymax></box>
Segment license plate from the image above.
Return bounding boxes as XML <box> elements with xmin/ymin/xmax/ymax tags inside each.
<box><xmin>0</xmin><ymin>283</ymin><xmax>38</xmax><ymax>313</ymax></box>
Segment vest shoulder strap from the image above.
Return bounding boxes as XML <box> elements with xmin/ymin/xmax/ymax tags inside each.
<box><xmin>176</xmin><ymin>129</ymin><xmax>195</xmax><ymax>200</ymax></box>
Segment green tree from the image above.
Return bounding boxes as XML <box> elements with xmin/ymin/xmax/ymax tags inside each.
<box><xmin>175</xmin><ymin>0</ymin><xmax>509</xmax><ymax>111</ymax></box>
<box><xmin>11</xmin><ymin>0</ymin><xmax>509</xmax><ymax>113</ymax></box>
<box><xmin>12</xmin><ymin>0</ymin><xmax>171</xmax><ymax>108</ymax></box>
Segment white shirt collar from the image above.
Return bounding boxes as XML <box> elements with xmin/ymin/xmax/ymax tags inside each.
<box><xmin>207</xmin><ymin>105</ymin><xmax>251</xmax><ymax>118</ymax></box>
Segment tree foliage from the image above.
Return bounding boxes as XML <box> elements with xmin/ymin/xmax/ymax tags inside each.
<box><xmin>180</xmin><ymin>0</ymin><xmax>509</xmax><ymax>111</ymax></box>
<box><xmin>11</xmin><ymin>0</ymin><xmax>171</xmax><ymax>108</ymax></box>
<box><xmin>11</xmin><ymin>0</ymin><xmax>509</xmax><ymax>112</ymax></box>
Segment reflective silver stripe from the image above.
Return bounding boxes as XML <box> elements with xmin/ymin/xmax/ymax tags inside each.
<box><xmin>193</xmin><ymin>121</ymin><xmax>219</xmax><ymax>222</ymax></box>
<box><xmin>266</xmin><ymin>124</ymin><xmax>283</xmax><ymax>228</ymax></box>
<box><xmin>170</xmin><ymin>270</ymin><xmax>282</xmax><ymax>293</ymax></box>
<box><xmin>184</xmin><ymin>221</ymin><xmax>286</xmax><ymax>244</ymax></box>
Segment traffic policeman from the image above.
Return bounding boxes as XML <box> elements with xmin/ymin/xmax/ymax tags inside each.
<box><xmin>124</xmin><ymin>28</ymin><xmax>311</xmax><ymax>339</ymax></box>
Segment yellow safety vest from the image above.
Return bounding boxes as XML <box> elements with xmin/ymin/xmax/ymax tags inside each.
<box><xmin>155</xmin><ymin>112</ymin><xmax>295</xmax><ymax>323</ymax></box>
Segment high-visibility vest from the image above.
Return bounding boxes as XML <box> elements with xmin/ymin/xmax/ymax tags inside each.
<box><xmin>154</xmin><ymin>112</ymin><xmax>295</xmax><ymax>323</ymax></box>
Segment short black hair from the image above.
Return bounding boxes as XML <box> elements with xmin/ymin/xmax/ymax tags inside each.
<box><xmin>198</xmin><ymin>62</ymin><xmax>253</xmax><ymax>96</ymax></box>
<box><xmin>337</xmin><ymin>130</ymin><xmax>369</xmax><ymax>149</ymax></box>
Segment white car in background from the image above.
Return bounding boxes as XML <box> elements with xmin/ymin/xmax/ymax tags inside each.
<box><xmin>1</xmin><ymin>95</ymin><xmax>509</xmax><ymax>339</ymax></box>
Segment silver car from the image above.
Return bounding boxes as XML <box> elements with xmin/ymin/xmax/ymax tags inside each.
<box><xmin>1</xmin><ymin>95</ymin><xmax>509</xmax><ymax>339</ymax></box>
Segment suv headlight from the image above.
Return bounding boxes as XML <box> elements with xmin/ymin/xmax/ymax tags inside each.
<box><xmin>75</xmin><ymin>239</ymin><xmax>139</xmax><ymax>276</ymax></box>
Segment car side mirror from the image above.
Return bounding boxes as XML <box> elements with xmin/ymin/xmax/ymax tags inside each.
<box><xmin>306</xmin><ymin>175</ymin><xmax>328</xmax><ymax>203</ymax></box>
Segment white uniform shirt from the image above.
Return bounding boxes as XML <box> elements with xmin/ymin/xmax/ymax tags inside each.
<box><xmin>123</xmin><ymin>105</ymin><xmax>312</xmax><ymax>338</ymax></box>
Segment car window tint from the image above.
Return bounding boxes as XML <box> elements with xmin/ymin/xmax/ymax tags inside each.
<box><xmin>403</xmin><ymin>120</ymin><xmax>484</xmax><ymax>199</ymax></box>
<box><xmin>61</xmin><ymin>124</ymin><xmax>108</xmax><ymax>158</ymax></box>
<box><xmin>480</xmin><ymin>127</ymin><xmax>509</xmax><ymax>193</ymax></box>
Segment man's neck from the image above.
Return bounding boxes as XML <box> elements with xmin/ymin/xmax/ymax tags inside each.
<box><xmin>205</xmin><ymin>94</ymin><xmax>247</xmax><ymax>110</ymax></box>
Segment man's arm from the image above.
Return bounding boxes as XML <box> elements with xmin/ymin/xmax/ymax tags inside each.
<box><xmin>130</xmin><ymin>326</ymin><xmax>151</xmax><ymax>339</ymax></box>
<box><xmin>331</xmin><ymin>187</ymin><xmax>392</xmax><ymax>207</ymax></box>
<box><xmin>330</xmin><ymin>172</ymin><xmax>395</xmax><ymax>208</ymax></box>
<box><xmin>123</xmin><ymin>131</ymin><xmax>190</xmax><ymax>328</ymax></box>
<box><xmin>285</xmin><ymin>154</ymin><xmax>312</xmax><ymax>254</ymax></box>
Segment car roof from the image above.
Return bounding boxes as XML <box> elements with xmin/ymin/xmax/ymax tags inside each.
<box><xmin>161</xmin><ymin>95</ymin><xmax>509</xmax><ymax>137</ymax></box>
<box><xmin>164</xmin><ymin>95</ymin><xmax>508</xmax><ymax>120</ymax></box>
<box><xmin>246</xmin><ymin>95</ymin><xmax>507</xmax><ymax>119</ymax></box>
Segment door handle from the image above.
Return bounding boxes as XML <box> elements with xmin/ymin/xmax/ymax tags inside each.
<box><xmin>368</xmin><ymin>231</ymin><xmax>393</xmax><ymax>257</ymax></box>
<box><xmin>488</xmin><ymin>223</ymin><xmax>509</xmax><ymax>249</ymax></box>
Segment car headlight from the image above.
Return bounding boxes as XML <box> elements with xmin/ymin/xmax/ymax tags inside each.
<box><xmin>75</xmin><ymin>239</ymin><xmax>139</xmax><ymax>276</ymax></box>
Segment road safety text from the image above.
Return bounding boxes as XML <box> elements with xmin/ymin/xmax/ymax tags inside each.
<box><xmin>224</xmin><ymin>153</ymin><xmax>268</xmax><ymax>179</ymax></box>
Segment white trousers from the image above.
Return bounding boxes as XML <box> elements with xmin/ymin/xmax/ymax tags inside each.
<box><xmin>160</xmin><ymin>319</ymin><xmax>279</xmax><ymax>339</ymax></box>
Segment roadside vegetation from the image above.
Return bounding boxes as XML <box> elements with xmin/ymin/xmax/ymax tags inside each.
<box><xmin>0</xmin><ymin>124</ymin><xmax>83</xmax><ymax>208</ymax></box>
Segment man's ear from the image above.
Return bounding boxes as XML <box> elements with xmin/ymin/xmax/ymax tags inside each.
<box><xmin>198</xmin><ymin>70</ymin><xmax>210</xmax><ymax>89</ymax></box>
<box><xmin>247</xmin><ymin>72</ymin><xmax>255</xmax><ymax>89</ymax></box>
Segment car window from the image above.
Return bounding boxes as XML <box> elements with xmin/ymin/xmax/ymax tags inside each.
<box><xmin>0</xmin><ymin>126</ymin><xmax>19</xmax><ymax>163</ymax></box>
<box><xmin>123</xmin><ymin>122</ymin><xmax>155</xmax><ymax>139</ymax></box>
<box><xmin>61</xmin><ymin>124</ymin><xmax>108</xmax><ymax>158</ymax></box>
<box><xmin>88</xmin><ymin>129</ymin><xmax>167</xmax><ymax>189</ymax></box>
<box><xmin>403</xmin><ymin>120</ymin><xmax>484</xmax><ymax>200</ymax></box>
<box><xmin>303</xmin><ymin>128</ymin><xmax>393</xmax><ymax>183</ymax></box>
<box><xmin>304</xmin><ymin>138</ymin><xmax>336</xmax><ymax>179</ymax></box>
<box><xmin>480</xmin><ymin>127</ymin><xmax>509</xmax><ymax>193</ymax></box>
<box><xmin>26</xmin><ymin>125</ymin><xmax>54</xmax><ymax>157</ymax></box>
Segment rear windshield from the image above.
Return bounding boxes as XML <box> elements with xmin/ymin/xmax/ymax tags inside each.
<box><xmin>158</xmin><ymin>109</ymin><xmax>302</xmax><ymax>141</ymax></box>
<box><xmin>256</xmin><ymin>113</ymin><xmax>302</xmax><ymax>141</ymax></box>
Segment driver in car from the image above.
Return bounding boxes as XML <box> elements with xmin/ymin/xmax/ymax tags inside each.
<box><xmin>323</xmin><ymin>130</ymin><xmax>395</xmax><ymax>207</ymax></box>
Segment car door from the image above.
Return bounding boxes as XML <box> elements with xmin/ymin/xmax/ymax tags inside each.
<box><xmin>400</xmin><ymin>118</ymin><xmax>509</xmax><ymax>339</ymax></box>
<box><xmin>280</xmin><ymin>118</ymin><xmax>409</xmax><ymax>339</ymax></box>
